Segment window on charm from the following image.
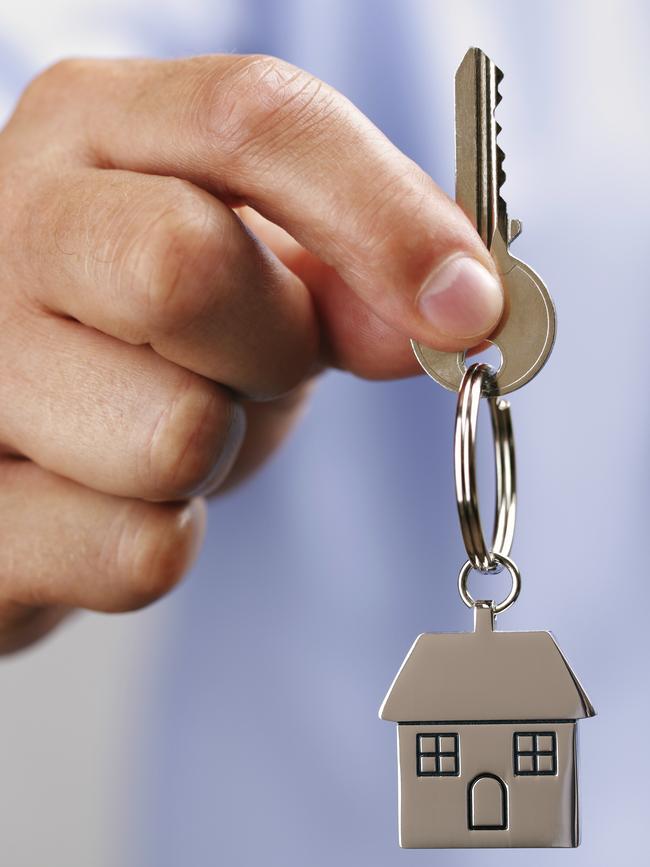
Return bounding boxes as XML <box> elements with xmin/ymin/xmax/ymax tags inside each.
<box><xmin>416</xmin><ymin>733</ymin><xmax>460</xmax><ymax>777</ymax></box>
<box><xmin>513</xmin><ymin>731</ymin><xmax>557</xmax><ymax>775</ymax></box>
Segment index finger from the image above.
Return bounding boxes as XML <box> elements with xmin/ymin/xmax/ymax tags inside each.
<box><xmin>16</xmin><ymin>54</ymin><xmax>503</xmax><ymax>350</ymax></box>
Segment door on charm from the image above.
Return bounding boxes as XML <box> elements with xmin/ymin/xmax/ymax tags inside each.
<box><xmin>467</xmin><ymin>774</ymin><xmax>508</xmax><ymax>831</ymax></box>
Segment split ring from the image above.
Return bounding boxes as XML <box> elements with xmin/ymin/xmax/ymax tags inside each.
<box><xmin>455</xmin><ymin>363</ymin><xmax>516</xmax><ymax>572</ymax></box>
<box><xmin>458</xmin><ymin>553</ymin><xmax>521</xmax><ymax>614</ymax></box>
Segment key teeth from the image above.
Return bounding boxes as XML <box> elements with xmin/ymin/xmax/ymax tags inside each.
<box><xmin>494</xmin><ymin>68</ymin><xmax>508</xmax><ymax>223</ymax></box>
<box><xmin>495</xmin><ymin>65</ymin><xmax>504</xmax><ymax>105</ymax></box>
<box><xmin>496</xmin><ymin>145</ymin><xmax>506</xmax><ymax>191</ymax></box>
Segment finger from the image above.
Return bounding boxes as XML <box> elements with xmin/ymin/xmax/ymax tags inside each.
<box><xmin>13</xmin><ymin>55</ymin><xmax>504</xmax><ymax>351</ymax></box>
<box><xmin>0</xmin><ymin>459</ymin><xmax>205</xmax><ymax>652</ymax></box>
<box><xmin>0</xmin><ymin>602</ymin><xmax>70</xmax><ymax>654</ymax></box>
<box><xmin>12</xmin><ymin>168</ymin><xmax>319</xmax><ymax>400</ymax></box>
<box><xmin>0</xmin><ymin>312</ymin><xmax>245</xmax><ymax>500</ymax></box>
<box><xmin>237</xmin><ymin>206</ymin><xmax>421</xmax><ymax>378</ymax></box>
<box><xmin>217</xmin><ymin>379</ymin><xmax>317</xmax><ymax>495</ymax></box>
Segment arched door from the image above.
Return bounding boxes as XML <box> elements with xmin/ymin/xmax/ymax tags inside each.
<box><xmin>468</xmin><ymin>774</ymin><xmax>508</xmax><ymax>831</ymax></box>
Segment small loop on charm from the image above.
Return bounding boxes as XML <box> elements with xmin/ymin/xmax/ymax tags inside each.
<box><xmin>455</xmin><ymin>362</ymin><xmax>516</xmax><ymax>572</ymax></box>
<box><xmin>458</xmin><ymin>553</ymin><xmax>521</xmax><ymax>614</ymax></box>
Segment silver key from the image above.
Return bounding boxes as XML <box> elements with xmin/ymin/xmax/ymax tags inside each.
<box><xmin>412</xmin><ymin>47</ymin><xmax>556</xmax><ymax>395</ymax></box>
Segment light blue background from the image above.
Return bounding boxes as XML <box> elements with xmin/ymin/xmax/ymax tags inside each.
<box><xmin>1</xmin><ymin>1</ymin><xmax>647</xmax><ymax>864</ymax></box>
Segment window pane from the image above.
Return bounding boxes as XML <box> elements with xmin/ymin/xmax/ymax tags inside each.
<box><xmin>439</xmin><ymin>736</ymin><xmax>456</xmax><ymax>753</ymax></box>
<box><xmin>439</xmin><ymin>756</ymin><xmax>457</xmax><ymax>774</ymax></box>
<box><xmin>537</xmin><ymin>754</ymin><xmax>555</xmax><ymax>774</ymax></box>
<box><xmin>514</xmin><ymin>731</ymin><xmax>557</xmax><ymax>776</ymax></box>
<box><xmin>419</xmin><ymin>756</ymin><xmax>437</xmax><ymax>774</ymax></box>
<box><xmin>416</xmin><ymin>732</ymin><xmax>459</xmax><ymax>777</ymax></box>
<box><xmin>517</xmin><ymin>754</ymin><xmax>534</xmax><ymax>774</ymax></box>
<box><xmin>516</xmin><ymin>735</ymin><xmax>534</xmax><ymax>752</ymax></box>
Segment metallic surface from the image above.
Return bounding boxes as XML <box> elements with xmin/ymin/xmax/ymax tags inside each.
<box><xmin>380</xmin><ymin>606</ymin><xmax>595</xmax><ymax>848</ymax></box>
<box><xmin>458</xmin><ymin>554</ymin><xmax>521</xmax><ymax>614</ymax></box>
<box><xmin>455</xmin><ymin>363</ymin><xmax>516</xmax><ymax>571</ymax></box>
<box><xmin>379</xmin><ymin>606</ymin><xmax>596</xmax><ymax>723</ymax></box>
<box><xmin>395</xmin><ymin>720</ymin><xmax>579</xmax><ymax>848</ymax></box>
<box><xmin>412</xmin><ymin>47</ymin><xmax>556</xmax><ymax>395</ymax></box>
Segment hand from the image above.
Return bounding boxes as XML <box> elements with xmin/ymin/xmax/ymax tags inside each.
<box><xmin>0</xmin><ymin>54</ymin><xmax>503</xmax><ymax>650</ymax></box>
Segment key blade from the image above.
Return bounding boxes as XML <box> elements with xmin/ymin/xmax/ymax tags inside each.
<box><xmin>411</xmin><ymin>48</ymin><xmax>555</xmax><ymax>397</ymax></box>
<box><xmin>455</xmin><ymin>47</ymin><xmax>508</xmax><ymax>249</ymax></box>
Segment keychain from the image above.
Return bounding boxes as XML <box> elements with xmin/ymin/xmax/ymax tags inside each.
<box><xmin>379</xmin><ymin>47</ymin><xmax>594</xmax><ymax>849</ymax></box>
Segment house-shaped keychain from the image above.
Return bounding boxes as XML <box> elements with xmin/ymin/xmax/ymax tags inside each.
<box><xmin>379</xmin><ymin>603</ymin><xmax>595</xmax><ymax>848</ymax></box>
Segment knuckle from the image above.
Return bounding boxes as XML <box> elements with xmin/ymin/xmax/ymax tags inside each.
<box><xmin>193</xmin><ymin>54</ymin><xmax>337</xmax><ymax>162</ymax></box>
<box><xmin>128</xmin><ymin>179</ymin><xmax>224</xmax><ymax>334</ymax></box>
<box><xmin>12</xmin><ymin>59</ymin><xmax>113</xmax><ymax>151</ymax></box>
<box><xmin>113</xmin><ymin>501</ymin><xmax>203</xmax><ymax>611</ymax></box>
<box><xmin>20</xmin><ymin>58</ymin><xmax>94</xmax><ymax>104</ymax></box>
<box><xmin>143</xmin><ymin>375</ymin><xmax>234</xmax><ymax>500</ymax></box>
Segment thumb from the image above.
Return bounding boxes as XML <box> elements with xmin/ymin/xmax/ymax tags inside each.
<box><xmin>238</xmin><ymin>201</ymin><xmax>503</xmax><ymax>381</ymax></box>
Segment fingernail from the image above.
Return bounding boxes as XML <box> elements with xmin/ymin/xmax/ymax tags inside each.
<box><xmin>190</xmin><ymin>402</ymin><xmax>247</xmax><ymax>497</ymax></box>
<box><xmin>417</xmin><ymin>255</ymin><xmax>503</xmax><ymax>340</ymax></box>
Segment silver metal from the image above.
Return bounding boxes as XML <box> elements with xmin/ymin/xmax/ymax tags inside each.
<box><xmin>457</xmin><ymin>553</ymin><xmax>521</xmax><ymax>614</ymax></box>
<box><xmin>379</xmin><ymin>605</ymin><xmax>595</xmax><ymax>848</ymax></box>
<box><xmin>379</xmin><ymin>48</ymin><xmax>594</xmax><ymax>851</ymax></box>
<box><xmin>455</xmin><ymin>363</ymin><xmax>516</xmax><ymax>572</ymax></box>
<box><xmin>412</xmin><ymin>47</ymin><xmax>556</xmax><ymax>395</ymax></box>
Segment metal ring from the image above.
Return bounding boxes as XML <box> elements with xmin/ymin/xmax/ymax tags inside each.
<box><xmin>454</xmin><ymin>362</ymin><xmax>516</xmax><ymax>572</ymax></box>
<box><xmin>458</xmin><ymin>554</ymin><xmax>521</xmax><ymax>614</ymax></box>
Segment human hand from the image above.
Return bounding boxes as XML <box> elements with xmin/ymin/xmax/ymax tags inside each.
<box><xmin>0</xmin><ymin>54</ymin><xmax>503</xmax><ymax>650</ymax></box>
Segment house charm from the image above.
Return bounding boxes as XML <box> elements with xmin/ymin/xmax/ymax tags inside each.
<box><xmin>379</xmin><ymin>604</ymin><xmax>595</xmax><ymax>848</ymax></box>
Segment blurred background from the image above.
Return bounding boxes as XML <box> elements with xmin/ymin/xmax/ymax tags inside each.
<box><xmin>0</xmin><ymin>0</ymin><xmax>647</xmax><ymax>864</ymax></box>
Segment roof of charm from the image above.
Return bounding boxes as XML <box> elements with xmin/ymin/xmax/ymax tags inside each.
<box><xmin>379</xmin><ymin>606</ymin><xmax>595</xmax><ymax>723</ymax></box>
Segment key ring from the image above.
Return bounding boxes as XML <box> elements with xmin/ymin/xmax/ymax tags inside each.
<box><xmin>455</xmin><ymin>362</ymin><xmax>516</xmax><ymax>572</ymax></box>
<box><xmin>457</xmin><ymin>553</ymin><xmax>521</xmax><ymax>614</ymax></box>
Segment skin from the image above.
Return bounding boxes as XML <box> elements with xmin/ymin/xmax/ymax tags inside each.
<box><xmin>0</xmin><ymin>54</ymin><xmax>503</xmax><ymax>652</ymax></box>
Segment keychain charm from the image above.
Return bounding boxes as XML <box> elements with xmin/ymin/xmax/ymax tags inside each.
<box><xmin>380</xmin><ymin>48</ymin><xmax>594</xmax><ymax>849</ymax></box>
<box><xmin>380</xmin><ymin>596</ymin><xmax>594</xmax><ymax>848</ymax></box>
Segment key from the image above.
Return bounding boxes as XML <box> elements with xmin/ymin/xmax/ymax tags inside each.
<box><xmin>412</xmin><ymin>47</ymin><xmax>556</xmax><ymax>395</ymax></box>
